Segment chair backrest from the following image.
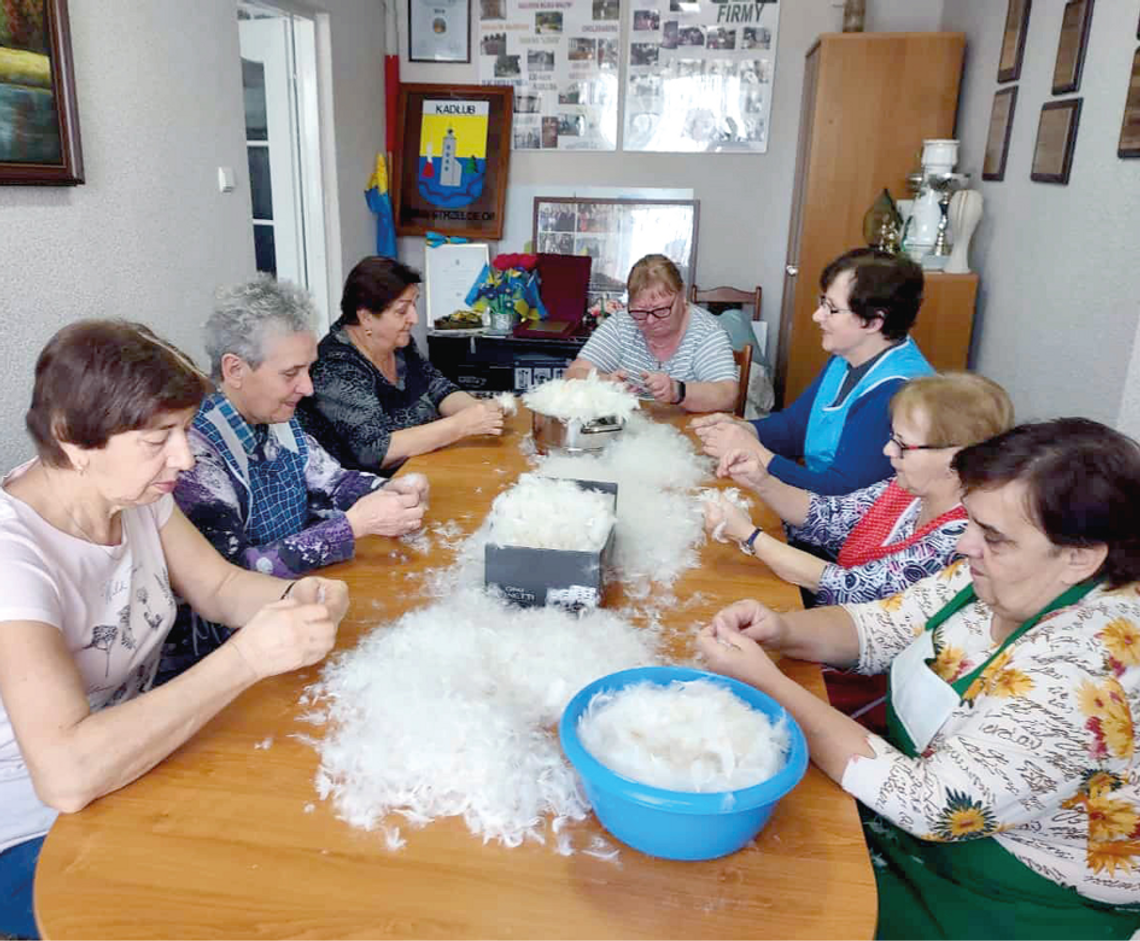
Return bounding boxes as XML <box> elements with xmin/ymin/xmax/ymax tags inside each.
<box><xmin>732</xmin><ymin>344</ymin><xmax>753</xmax><ymax>418</ymax></box>
<box><xmin>689</xmin><ymin>284</ymin><xmax>763</xmax><ymax>321</ymax></box>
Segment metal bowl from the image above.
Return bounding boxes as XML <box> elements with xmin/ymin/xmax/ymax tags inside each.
<box><xmin>532</xmin><ymin>412</ymin><xmax>625</xmax><ymax>455</ymax></box>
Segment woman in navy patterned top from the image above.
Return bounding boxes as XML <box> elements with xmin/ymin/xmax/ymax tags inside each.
<box><xmin>297</xmin><ymin>256</ymin><xmax>506</xmax><ymax>473</ymax></box>
<box><xmin>704</xmin><ymin>373</ymin><xmax>1014</xmax><ymax>606</ymax></box>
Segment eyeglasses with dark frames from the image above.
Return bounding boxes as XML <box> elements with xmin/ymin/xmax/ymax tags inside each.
<box><xmin>628</xmin><ymin>297</ymin><xmax>677</xmax><ymax>321</ymax></box>
<box><xmin>817</xmin><ymin>293</ymin><xmax>855</xmax><ymax>317</ymax></box>
<box><xmin>889</xmin><ymin>432</ymin><xmax>954</xmax><ymax>453</ymax></box>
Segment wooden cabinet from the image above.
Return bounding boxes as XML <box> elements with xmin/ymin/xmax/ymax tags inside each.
<box><xmin>909</xmin><ymin>272</ymin><xmax>978</xmax><ymax>373</ymax></box>
<box><xmin>775</xmin><ymin>32</ymin><xmax>972</xmax><ymax>406</ymax></box>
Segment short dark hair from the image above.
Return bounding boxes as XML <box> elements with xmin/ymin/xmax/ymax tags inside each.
<box><xmin>26</xmin><ymin>320</ymin><xmax>211</xmax><ymax>468</ymax></box>
<box><xmin>952</xmin><ymin>418</ymin><xmax>1140</xmax><ymax>587</ymax></box>
<box><xmin>339</xmin><ymin>256</ymin><xmax>422</xmax><ymax>325</ymax></box>
<box><xmin>820</xmin><ymin>248</ymin><xmax>924</xmax><ymax>341</ymax></box>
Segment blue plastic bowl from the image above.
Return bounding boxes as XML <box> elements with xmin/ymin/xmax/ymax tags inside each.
<box><xmin>559</xmin><ymin>666</ymin><xmax>809</xmax><ymax>861</ymax></box>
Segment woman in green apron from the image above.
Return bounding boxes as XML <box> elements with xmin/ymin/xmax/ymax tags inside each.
<box><xmin>698</xmin><ymin>418</ymin><xmax>1140</xmax><ymax>939</ymax></box>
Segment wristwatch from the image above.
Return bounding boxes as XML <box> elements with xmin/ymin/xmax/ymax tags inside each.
<box><xmin>740</xmin><ymin>526</ymin><xmax>763</xmax><ymax>555</ymax></box>
<box><xmin>674</xmin><ymin>380</ymin><xmax>687</xmax><ymax>405</ymax></box>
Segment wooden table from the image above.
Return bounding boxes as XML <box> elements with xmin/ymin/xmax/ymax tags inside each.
<box><xmin>35</xmin><ymin>408</ymin><xmax>876</xmax><ymax>939</ymax></box>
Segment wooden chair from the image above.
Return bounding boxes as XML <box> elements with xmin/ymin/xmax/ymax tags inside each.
<box><xmin>689</xmin><ymin>284</ymin><xmax>762</xmax><ymax>417</ymax></box>
<box><xmin>732</xmin><ymin>344</ymin><xmax>753</xmax><ymax>418</ymax></box>
<box><xmin>689</xmin><ymin>284</ymin><xmax>762</xmax><ymax>321</ymax></box>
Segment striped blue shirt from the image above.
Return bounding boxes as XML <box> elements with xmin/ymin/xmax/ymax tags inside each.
<box><xmin>578</xmin><ymin>305</ymin><xmax>737</xmax><ymax>385</ymax></box>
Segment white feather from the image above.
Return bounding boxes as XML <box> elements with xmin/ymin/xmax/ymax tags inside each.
<box><xmin>523</xmin><ymin>373</ymin><xmax>640</xmax><ymax>423</ymax></box>
<box><xmin>303</xmin><ymin>588</ymin><xmax>660</xmax><ymax>849</ymax></box>
<box><xmin>577</xmin><ymin>679</ymin><xmax>789</xmax><ymax>792</ymax></box>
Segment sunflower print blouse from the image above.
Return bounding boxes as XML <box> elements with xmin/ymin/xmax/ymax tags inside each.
<box><xmin>839</xmin><ymin>560</ymin><xmax>1140</xmax><ymax>906</ymax></box>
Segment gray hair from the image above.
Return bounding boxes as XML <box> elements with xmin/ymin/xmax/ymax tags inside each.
<box><xmin>204</xmin><ymin>275</ymin><xmax>317</xmax><ymax>380</ymax></box>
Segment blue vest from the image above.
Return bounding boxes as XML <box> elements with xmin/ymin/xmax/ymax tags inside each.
<box><xmin>803</xmin><ymin>339</ymin><xmax>933</xmax><ymax>473</ymax></box>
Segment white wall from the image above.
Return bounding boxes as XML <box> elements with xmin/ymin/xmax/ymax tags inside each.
<box><xmin>940</xmin><ymin>0</ymin><xmax>1140</xmax><ymax>427</ymax></box>
<box><xmin>0</xmin><ymin>0</ymin><xmax>249</xmax><ymax>471</ymax></box>
<box><xmin>0</xmin><ymin>0</ymin><xmax>387</xmax><ymax>470</ymax></box>
<box><xmin>394</xmin><ymin>0</ymin><xmax>944</xmax><ymax>350</ymax></box>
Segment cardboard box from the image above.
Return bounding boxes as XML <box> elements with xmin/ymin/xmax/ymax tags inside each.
<box><xmin>485</xmin><ymin>479</ymin><xmax>618</xmax><ymax>609</ymax></box>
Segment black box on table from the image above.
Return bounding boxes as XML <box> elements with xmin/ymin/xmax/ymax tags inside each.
<box><xmin>484</xmin><ymin>479</ymin><xmax>617</xmax><ymax>609</ymax></box>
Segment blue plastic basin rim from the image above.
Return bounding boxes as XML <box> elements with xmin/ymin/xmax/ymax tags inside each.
<box><xmin>559</xmin><ymin>666</ymin><xmax>810</xmax><ymax>816</ymax></box>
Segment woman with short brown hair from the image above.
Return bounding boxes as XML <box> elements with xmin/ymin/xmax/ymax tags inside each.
<box><xmin>0</xmin><ymin>321</ymin><xmax>350</xmax><ymax>939</ymax></box>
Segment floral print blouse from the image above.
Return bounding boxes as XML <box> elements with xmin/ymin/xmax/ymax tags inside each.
<box><xmin>840</xmin><ymin>560</ymin><xmax>1140</xmax><ymax>906</ymax></box>
<box><xmin>787</xmin><ymin>478</ymin><xmax>966</xmax><ymax>606</ymax></box>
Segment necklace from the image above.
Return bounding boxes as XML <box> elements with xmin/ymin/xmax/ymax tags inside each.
<box><xmin>39</xmin><ymin>462</ymin><xmax>114</xmax><ymax>545</ymax></box>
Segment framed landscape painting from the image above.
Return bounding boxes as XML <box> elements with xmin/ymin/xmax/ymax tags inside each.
<box><xmin>0</xmin><ymin>0</ymin><xmax>83</xmax><ymax>184</ymax></box>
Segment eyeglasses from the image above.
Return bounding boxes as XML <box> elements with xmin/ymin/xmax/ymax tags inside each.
<box><xmin>628</xmin><ymin>298</ymin><xmax>676</xmax><ymax>321</ymax></box>
<box><xmin>889</xmin><ymin>432</ymin><xmax>953</xmax><ymax>453</ymax></box>
<box><xmin>817</xmin><ymin>294</ymin><xmax>854</xmax><ymax>317</ymax></box>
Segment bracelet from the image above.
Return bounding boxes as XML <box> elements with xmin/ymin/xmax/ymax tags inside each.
<box><xmin>281</xmin><ymin>581</ymin><xmax>297</xmax><ymax>600</ymax></box>
<box><xmin>740</xmin><ymin>527</ymin><xmax>764</xmax><ymax>556</ymax></box>
<box><xmin>674</xmin><ymin>380</ymin><xmax>687</xmax><ymax>405</ymax></box>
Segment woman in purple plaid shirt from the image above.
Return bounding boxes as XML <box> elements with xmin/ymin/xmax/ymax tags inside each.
<box><xmin>157</xmin><ymin>277</ymin><xmax>430</xmax><ymax>684</ymax></box>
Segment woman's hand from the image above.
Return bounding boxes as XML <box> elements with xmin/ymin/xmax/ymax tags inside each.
<box><xmin>289</xmin><ymin>576</ymin><xmax>350</xmax><ymax>624</ymax></box>
<box><xmin>697</xmin><ymin>622</ymin><xmax>781</xmax><ymax>688</ymax></box>
<box><xmin>641</xmin><ymin>370</ymin><xmax>678</xmax><ymax>404</ymax></box>
<box><xmin>230</xmin><ymin>597</ymin><xmax>341</xmax><ymax>679</ymax></box>
<box><xmin>609</xmin><ymin>369</ymin><xmax>646</xmax><ymax>395</ymax></box>
<box><xmin>346</xmin><ymin>488</ymin><xmax>425</xmax><ymax>538</ymax></box>
<box><xmin>690</xmin><ymin>412</ymin><xmax>736</xmax><ymax>431</ymax></box>
<box><xmin>385</xmin><ymin>472</ymin><xmax>430</xmax><ymax>505</ymax></box>
<box><xmin>702</xmin><ymin>496</ymin><xmax>755</xmax><ymax>543</ymax></box>
<box><xmin>459</xmin><ymin>401</ymin><xmax>505</xmax><ymax>438</ymax></box>
<box><xmin>717</xmin><ymin>447</ymin><xmax>770</xmax><ymax>491</ymax></box>
<box><xmin>693</xmin><ymin>418</ymin><xmax>760</xmax><ymax>460</ymax></box>
<box><xmin>711</xmin><ymin>598</ymin><xmax>789</xmax><ymax>647</ymax></box>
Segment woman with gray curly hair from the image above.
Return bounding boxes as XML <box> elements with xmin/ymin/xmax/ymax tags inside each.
<box><xmin>156</xmin><ymin>276</ymin><xmax>430</xmax><ymax>684</ymax></box>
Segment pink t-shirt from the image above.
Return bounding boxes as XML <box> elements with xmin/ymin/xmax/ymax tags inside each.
<box><xmin>0</xmin><ymin>461</ymin><xmax>176</xmax><ymax>852</ymax></box>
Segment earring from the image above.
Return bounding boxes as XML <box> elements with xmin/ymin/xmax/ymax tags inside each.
<box><xmin>365</xmin><ymin>329</ymin><xmax>373</xmax><ymax>336</ymax></box>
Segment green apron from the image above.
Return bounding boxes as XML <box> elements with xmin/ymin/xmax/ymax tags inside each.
<box><xmin>869</xmin><ymin>580</ymin><xmax>1140</xmax><ymax>940</ymax></box>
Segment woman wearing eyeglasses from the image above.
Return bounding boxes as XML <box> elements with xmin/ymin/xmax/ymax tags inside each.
<box><xmin>565</xmin><ymin>254</ymin><xmax>738</xmax><ymax>412</ymax></box>
<box><xmin>694</xmin><ymin>248</ymin><xmax>933</xmax><ymax>495</ymax></box>
<box><xmin>704</xmin><ymin>373</ymin><xmax>1014</xmax><ymax>607</ymax></box>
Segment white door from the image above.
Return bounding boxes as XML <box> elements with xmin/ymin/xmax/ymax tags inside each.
<box><xmin>239</xmin><ymin>5</ymin><xmax>331</xmax><ymax>331</ymax></box>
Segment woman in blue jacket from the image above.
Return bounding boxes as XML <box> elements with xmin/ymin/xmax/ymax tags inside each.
<box><xmin>694</xmin><ymin>249</ymin><xmax>932</xmax><ymax>495</ymax></box>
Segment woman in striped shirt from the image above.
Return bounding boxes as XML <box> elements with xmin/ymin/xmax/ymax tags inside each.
<box><xmin>566</xmin><ymin>254</ymin><xmax>738</xmax><ymax>412</ymax></box>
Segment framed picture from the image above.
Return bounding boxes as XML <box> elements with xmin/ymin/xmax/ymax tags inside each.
<box><xmin>982</xmin><ymin>87</ymin><xmax>1019</xmax><ymax>181</ymax></box>
<box><xmin>1031</xmin><ymin>99</ymin><xmax>1082</xmax><ymax>184</ymax></box>
<box><xmin>0</xmin><ymin>0</ymin><xmax>83</xmax><ymax>184</ymax></box>
<box><xmin>392</xmin><ymin>84</ymin><xmax>512</xmax><ymax>239</ymax></box>
<box><xmin>408</xmin><ymin>0</ymin><xmax>471</xmax><ymax>63</ymax></box>
<box><xmin>997</xmin><ymin>0</ymin><xmax>1032</xmax><ymax>83</ymax></box>
<box><xmin>1120</xmin><ymin>48</ymin><xmax>1140</xmax><ymax>158</ymax></box>
<box><xmin>531</xmin><ymin>197</ymin><xmax>700</xmax><ymax>299</ymax></box>
<box><xmin>1051</xmin><ymin>0</ymin><xmax>1094</xmax><ymax>95</ymax></box>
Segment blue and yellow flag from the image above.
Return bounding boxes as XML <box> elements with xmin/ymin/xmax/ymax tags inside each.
<box><xmin>365</xmin><ymin>153</ymin><xmax>398</xmax><ymax>258</ymax></box>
